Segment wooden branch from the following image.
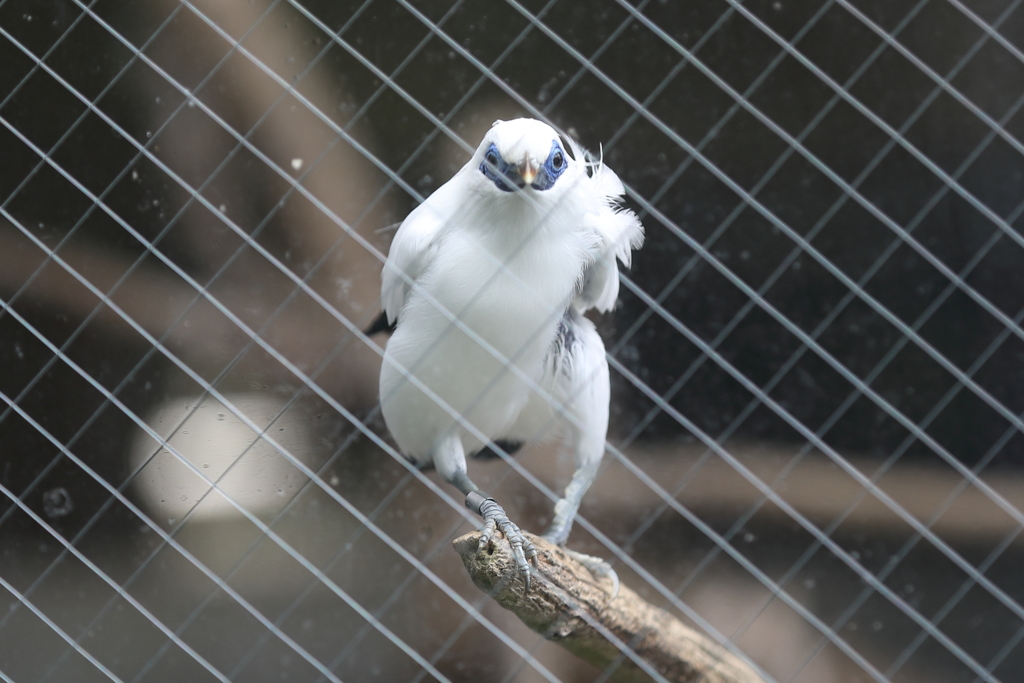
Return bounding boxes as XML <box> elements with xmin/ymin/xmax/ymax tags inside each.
<box><xmin>453</xmin><ymin>532</ymin><xmax>767</xmax><ymax>683</ymax></box>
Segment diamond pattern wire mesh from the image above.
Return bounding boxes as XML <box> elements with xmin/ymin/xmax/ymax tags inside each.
<box><xmin>1</xmin><ymin>0</ymin><xmax>1024</xmax><ymax>681</ymax></box>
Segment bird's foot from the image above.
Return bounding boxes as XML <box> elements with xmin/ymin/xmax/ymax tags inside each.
<box><xmin>542</xmin><ymin>523</ymin><xmax>620</xmax><ymax>598</ymax></box>
<box><xmin>465</xmin><ymin>491</ymin><xmax>538</xmax><ymax>590</ymax></box>
<box><xmin>554</xmin><ymin>546</ymin><xmax>620</xmax><ymax>600</ymax></box>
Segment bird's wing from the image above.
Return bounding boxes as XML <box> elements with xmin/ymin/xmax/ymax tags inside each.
<box><xmin>381</xmin><ymin>192</ymin><xmax>451</xmax><ymax>325</ymax></box>
<box><xmin>575</xmin><ymin>162</ymin><xmax>645</xmax><ymax>313</ymax></box>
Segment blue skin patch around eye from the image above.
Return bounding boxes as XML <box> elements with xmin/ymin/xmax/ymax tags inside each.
<box><xmin>479</xmin><ymin>141</ymin><xmax>567</xmax><ymax>192</ymax></box>
<box><xmin>479</xmin><ymin>143</ymin><xmax>520</xmax><ymax>193</ymax></box>
<box><xmin>530</xmin><ymin>140</ymin><xmax>567</xmax><ymax>191</ymax></box>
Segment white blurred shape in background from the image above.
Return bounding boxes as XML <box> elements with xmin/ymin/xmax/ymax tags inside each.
<box><xmin>129</xmin><ymin>393</ymin><xmax>315</xmax><ymax>525</ymax></box>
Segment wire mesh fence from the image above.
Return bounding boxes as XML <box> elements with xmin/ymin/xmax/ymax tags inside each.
<box><xmin>2</xmin><ymin>0</ymin><xmax>1024</xmax><ymax>681</ymax></box>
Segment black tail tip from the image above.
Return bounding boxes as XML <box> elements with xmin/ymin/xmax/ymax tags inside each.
<box><xmin>364</xmin><ymin>311</ymin><xmax>396</xmax><ymax>336</ymax></box>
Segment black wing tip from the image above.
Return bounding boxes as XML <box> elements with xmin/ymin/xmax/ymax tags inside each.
<box><xmin>364</xmin><ymin>311</ymin><xmax>397</xmax><ymax>336</ymax></box>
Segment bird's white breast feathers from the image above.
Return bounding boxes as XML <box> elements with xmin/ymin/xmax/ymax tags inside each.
<box><xmin>378</xmin><ymin>119</ymin><xmax>643</xmax><ymax>458</ymax></box>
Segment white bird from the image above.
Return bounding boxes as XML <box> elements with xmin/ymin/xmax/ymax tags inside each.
<box><xmin>374</xmin><ymin>118</ymin><xmax>643</xmax><ymax>589</ymax></box>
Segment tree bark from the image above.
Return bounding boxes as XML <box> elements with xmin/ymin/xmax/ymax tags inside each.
<box><xmin>453</xmin><ymin>531</ymin><xmax>768</xmax><ymax>683</ymax></box>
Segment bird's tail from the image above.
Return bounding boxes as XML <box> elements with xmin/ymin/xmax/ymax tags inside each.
<box><xmin>363</xmin><ymin>311</ymin><xmax>396</xmax><ymax>336</ymax></box>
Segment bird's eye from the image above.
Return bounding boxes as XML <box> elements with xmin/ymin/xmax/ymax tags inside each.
<box><xmin>486</xmin><ymin>150</ymin><xmax>499</xmax><ymax>166</ymax></box>
<box><xmin>552</xmin><ymin>151</ymin><xmax>564</xmax><ymax>169</ymax></box>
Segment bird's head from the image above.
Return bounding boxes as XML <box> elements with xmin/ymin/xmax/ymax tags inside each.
<box><xmin>473</xmin><ymin>118</ymin><xmax>578</xmax><ymax>195</ymax></box>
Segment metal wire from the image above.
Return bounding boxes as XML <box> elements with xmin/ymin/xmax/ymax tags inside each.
<box><xmin>44</xmin><ymin>6</ymin><xmax>784</xmax><ymax>678</ymax></box>
<box><xmin>606</xmin><ymin>0</ymin><xmax>1024</xmax><ymax>657</ymax></box>
<box><xmin>495</xmin><ymin>0</ymin><xmax>1024</xmax><ymax>671</ymax></box>
<box><xmin>2</xmin><ymin>0</ymin><xmax>1023</xmax><ymax>681</ymax></box>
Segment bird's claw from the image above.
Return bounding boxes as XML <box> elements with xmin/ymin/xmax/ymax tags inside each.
<box><xmin>556</xmin><ymin>547</ymin><xmax>620</xmax><ymax>599</ymax></box>
<box><xmin>466</xmin><ymin>491</ymin><xmax>538</xmax><ymax>591</ymax></box>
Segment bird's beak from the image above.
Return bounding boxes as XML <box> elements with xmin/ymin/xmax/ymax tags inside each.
<box><xmin>519</xmin><ymin>158</ymin><xmax>537</xmax><ymax>185</ymax></box>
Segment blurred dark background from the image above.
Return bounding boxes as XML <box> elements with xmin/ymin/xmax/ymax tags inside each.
<box><xmin>1</xmin><ymin>0</ymin><xmax>1024</xmax><ymax>681</ymax></box>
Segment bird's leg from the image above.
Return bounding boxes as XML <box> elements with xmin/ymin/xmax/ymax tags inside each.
<box><xmin>435</xmin><ymin>434</ymin><xmax>538</xmax><ymax>589</ymax></box>
<box><xmin>542</xmin><ymin>323</ymin><xmax>608</xmax><ymax>547</ymax></box>
<box><xmin>543</xmin><ymin>455</ymin><xmax>620</xmax><ymax>598</ymax></box>
<box><xmin>542</xmin><ymin>316</ymin><xmax>619</xmax><ymax>597</ymax></box>
<box><xmin>543</xmin><ymin>460</ymin><xmax>599</xmax><ymax>547</ymax></box>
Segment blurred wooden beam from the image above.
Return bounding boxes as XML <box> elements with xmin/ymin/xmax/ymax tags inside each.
<box><xmin>583</xmin><ymin>442</ymin><xmax>1024</xmax><ymax>543</ymax></box>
